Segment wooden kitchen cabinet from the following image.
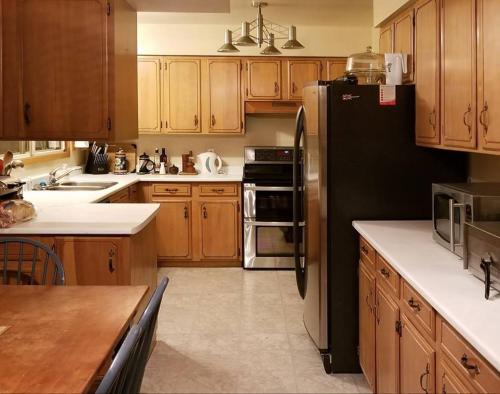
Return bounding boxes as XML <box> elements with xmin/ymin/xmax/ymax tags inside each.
<box><xmin>156</xmin><ymin>201</ymin><xmax>192</xmax><ymax>259</ymax></box>
<box><xmin>400</xmin><ymin>313</ymin><xmax>435</xmax><ymax>393</ymax></box>
<box><xmin>441</xmin><ymin>0</ymin><xmax>477</xmax><ymax>149</ymax></box>
<box><xmin>376</xmin><ymin>284</ymin><xmax>400</xmax><ymax>394</ymax></box>
<box><xmin>286</xmin><ymin>60</ymin><xmax>322</xmax><ymax>100</ymax></box>
<box><xmin>163</xmin><ymin>58</ymin><xmax>201</xmax><ymax>133</ymax></box>
<box><xmin>359</xmin><ymin>258</ymin><xmax>376</xmax><ymax>391</ymax></box>
<box><xmin>379</xmin><ymin>23</ymin><xmax>394</xmax><ymax>54</ymax></box>
<box><xmin>1</xmin><ymin>0</ymin><xmax>137</xmax><ymax>141</ymax></box>
<box><xmin>138</xmin><ymin>56</ymin><xmax>162</xmax><ymax>133</ymax></box>
<box><xmin>415</xmin><ymin>0</ymin><xmax>440</xmax><ymax>146</ymax></box>
<box><xmin>204</xmin><ymin>59</ymin><xmax>242</xmax><ymax>134</ymax></box>
<box><xmin>437</xmin><ymin>357</ymin><xmax>473</xmax><ymax>394</ymax></box>
<box><xmin>477</xmin><ymin>0</ymin><xmax>500</xmax><ymax>152</ymax></box>
<box><xmin>393</xmin><ymin>8</ymin><xmax>415</xmax><ymax>82</ymax></box>
<box><xmin>246</xmin><ymin>59</ymin><xmax>282</xmax><ymax>100</ymax></box>
<box><xmin>326</xmin><ymin>58</ymin><xmax>347</xmax><ymax>80</ymax></box>
<box><xmin>199</xmin><ymin>201</ymin><xmax>239</xmax><ymax>260</ymax></box>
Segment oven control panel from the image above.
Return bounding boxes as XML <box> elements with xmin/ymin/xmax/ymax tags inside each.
<box><xmin>245</xmin><ymin>147</ymin><xmax>296</xmax><ymax>163</ymax></box>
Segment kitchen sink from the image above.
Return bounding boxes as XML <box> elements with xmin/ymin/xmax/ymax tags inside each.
<box><xmin>44</xmin><ymin>181</ymin><xmax>118</xmax><ymax>191</ymax></box>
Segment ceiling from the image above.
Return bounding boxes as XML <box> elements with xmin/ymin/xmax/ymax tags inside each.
<box><xmin>137</xmin><ymin>0</ymin><xmax>373</xmax><ymax>27</ymax></box>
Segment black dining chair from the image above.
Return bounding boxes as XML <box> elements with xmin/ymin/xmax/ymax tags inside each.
<box><xmin>95</xmin><ymin>324</ymin><xmax>142</xmax><ymax>394</ymax></box>
<box><xmin>0</xmin><ymin>237</ymin><xmax>65</xmax><ymax>285</ymax></box>
<box><xmin>96</xmin><ymin>277</ymin><xmax>169</xmax><ymax>394</ymax></box>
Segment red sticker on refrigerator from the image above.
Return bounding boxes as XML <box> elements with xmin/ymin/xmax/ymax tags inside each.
<box><xmin>379</xmin><ymin>85</ymin><xmax>396</xmax><ymax>106</ymax></box>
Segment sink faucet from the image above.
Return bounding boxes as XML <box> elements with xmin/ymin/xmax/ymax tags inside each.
<box><xmin>48</xmin><ymin>167</ymin><xmax>82</xmax><ymax>185</ymax></box>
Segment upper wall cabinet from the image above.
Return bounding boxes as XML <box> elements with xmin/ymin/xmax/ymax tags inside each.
<box><xmin>441</xmin><ymin>0</ymin><xmax>476</xmax><ymax>150</ymax></box>
<box><xmin>246</xmin><ymin>60</ymin><xmax>282</xmax><ymax>100</ymax></box>
<box><xmin>477</xmin><ymin>0</ymin><xmax>500</xmax><ymax>152</ymax></box>
<box><xmin>204</xmin><ymin>59</ymin><xmax>242</xmax><ymax>134</ymax></box>
<box><xmin>379</xmin><ymin>24</ymin><xmax>394</xmax><ymax>54</ymax></box>
<box><xmin>414</xmin><ymin>0</ymin><xmax>440</xmax><ymax>146</ymax></box>
<box><xmin>286</xmin><ymin>60</ymin><xmax>322</xmax><ymax>100</ymax></box>
<box><xmin>163</xmin><ymin>58</ymin><xmax>201</xmax><ymax>134</ymax></box>
<box><xmin>138</xmin><ymin>56</ymin><xmax>162</xmax><ymax>133</ymax></box>
<box><xmin>1</xmin><ymin>0</ymin><xmax>138</xmax><ymax>141</ymax></box>
<box><xmin>393</xmin><ymin>8</ymin><xmax>415</xmax><ymax>82</ymax></box>
<box><xmin>326</xmin><ymin>58</ymin><xmax>347</xmax><ymax>81</ymax></box>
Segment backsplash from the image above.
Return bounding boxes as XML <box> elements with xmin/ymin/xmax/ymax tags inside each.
<box><xmin>136</xmin><ymin>116</ymin><xmax>296</xmax><ymax>168</ymax></box>
<box><xmin>468</xmin><ymin>153</ymin><xmax>500</xmax><ymax>182</ymax></box>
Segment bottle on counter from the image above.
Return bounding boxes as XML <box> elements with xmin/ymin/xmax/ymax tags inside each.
<box><xmin>153</xmin><ymin>148</ymin><xmax>160</xmax><ymax>173</ymax></box>
<box><xmin>160</xmin><ymin>148</ymin><xmax>168</xmax><ymax>168</ymax></box>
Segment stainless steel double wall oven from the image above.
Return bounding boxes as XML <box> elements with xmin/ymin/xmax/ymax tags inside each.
<box><xmin>243</xmin><ymin>147</ymin><xmax>304</xmax><ymax>269</ymax></box>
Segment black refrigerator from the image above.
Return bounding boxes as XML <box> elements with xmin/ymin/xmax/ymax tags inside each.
<box><xmin>292</xmin><ymin>82</ymin><xmax>467</xmax><ymax>373</ymax></box>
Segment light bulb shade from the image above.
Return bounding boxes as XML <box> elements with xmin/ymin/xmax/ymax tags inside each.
<box><xmin>260</xmin><ymin>33</ymin><xmax>281</xmax><ymax>55</ymax></box>
<box><xmin>282</xmin><ymin>25</ymin><xmax>304</xmax><ymax>49</ymax></box>
<box><xmin>218</xmin><ymin>29</ymin><xmax>240</xmax><ymax>52</ymax></box>
<box><xmin>235</xmin><ymin>22</ymin><xmax>257</xmax><ymax>46</ymax></box>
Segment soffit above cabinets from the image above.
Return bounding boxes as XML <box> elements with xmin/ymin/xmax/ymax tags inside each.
<box><xmin>126</xmin><ymin>0</ymin><xmax>230</xmax><ymax>13</ymax></box>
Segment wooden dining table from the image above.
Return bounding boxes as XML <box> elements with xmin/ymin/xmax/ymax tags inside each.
<box><xmin>0</xmin><ymin>285</ymin><xmax>149</xmax><ymax>394</ymax></box>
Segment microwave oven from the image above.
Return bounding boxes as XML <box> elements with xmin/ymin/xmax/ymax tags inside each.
<box><xmin>432</xmin><ymin>183</ymin><xmax>500</xmax><ymax>261</ymax></box>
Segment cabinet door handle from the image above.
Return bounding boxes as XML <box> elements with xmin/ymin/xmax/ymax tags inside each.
<box><xmin>419</xmin><ymin>364</ymin><xmax>430</xmax><ymax>394</ymax></box>
<box><xmin>184</xmin><ymin>206</ymin><xmax>189</xmax><ymax>219</ymax></box>
<box><xmin>408</xmin><ymin>297</ymin><xmax>421</xmax><ymax>312</ymax></box>
<box><xmin>212</xmin><ymin>188</ymin><xmax>225</xmax><ymax>193</ymax></box>
<box><xmin>194</xmin><ymin>114</ymin><xmax>198</xmax><ymax>127</ymax></box>
<box><xmin>211</xmin><ymin>114</ymin><xmax>216</xmax><ymax>126</ymax></box>
<box><xmin>380</xmin><ymin>268</ymin><xmax>390</xmax><ymax>278</ymax></box>
<box><xmin>24</xmin><ymin>102</ymin><xmax>32</xmax><ymax>125</ymax></box>
<box><xmin>463</xmin><ymin>105</ymin><xmax>472</xmax><ymax>135</ymax></box>
<box><xmin>361</xmin><ymin>245</ymin><xmax>369</xmax><ymax>255</ymax></box>
<box><xmin>274</xmin><ymin>82</ymin><xmax>279</xmax><ymax>94</ymax></box>
<box><xmin>108</xmin><ymin>249</ymin><xmax>115</xmax><ymax>273</ymax></box>
<box><xmin>292</xmin><ymin>82</ymin><xmax>297</xmax><ymax>93</ymax></box>
<box><xmin>460</xmin><ymin>354</ymin><xmax>480</xmax><ymax>376</ymax></box>
<box><xmin>429</xmin><ymin>108</ymin><xmax>436</xmax><ymax>130</ymax></box>
<box><xmin>480</xmin><ymin>102</ymin><xmax>489</xmax><ymax>136</ymax></box>
<box><xmin>203</xmin><ymin>206</ymin><xmax>208</xmax><ymax>219</ymax></box>
<box><xmin>165</xmin><ymin>188</ymin><xmax>178</xmax><ymax>193</ymax></box>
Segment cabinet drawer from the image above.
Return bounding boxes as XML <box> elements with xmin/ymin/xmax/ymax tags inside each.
<box><xmin>199</xmin><ymin>183</ymin><xmax>238</xmax><ymax>197</ymax></box>
<box><xmin>376</xmin><ymin>254</ymin><xmax>400</xmax><ymax>298</ymax></box>
<box><xmin>359</xmin><ymin>237</ymin><xmax>376</xmax><ymax>269</ymax></box>
<box><xmin>109</xmin><ymin>188</ymin><xmax>129</xmax><ymax>203</ymax></box>
<box><xmin>402</xmin><ymin>280</ymin><xmax>435</xmax><ymax>338</ymax></box>
<box><xmin>152</xmin><ymin>183</ymin><xmax>191</xmax><ymax>197</ymax></box>
<box><xmin>440</xmin><ymin>319</ymin><xmax>500</xmax><ymax>393</ymax></box>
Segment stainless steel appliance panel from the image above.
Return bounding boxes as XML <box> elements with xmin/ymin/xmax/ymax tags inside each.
<box><xmin>302</xmin><ymin>82</ymin><xmax>329</xmax><ymax>351</ymax></box>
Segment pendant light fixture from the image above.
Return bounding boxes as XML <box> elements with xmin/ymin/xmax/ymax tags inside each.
<box><xmin>218</xmin><ymin>1</ymin><xmax>304</xmax><ymax>55</ymax></box>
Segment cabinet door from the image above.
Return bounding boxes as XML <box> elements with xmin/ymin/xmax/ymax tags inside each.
<box><xmin>287</xmin><ymin>60</ymin><xmax>321</xmax><ymax>100</ymax></box>
<box><xmin>437</xmin><ymin>358</ymin><xmax>472</xmax><ymax>394</ymax></box>
<box><xmin>441</xmin><ymin>0</ymin><xmax>476</xmax><ymax>149</ymax></box>
<box><xmin>400</xmin><ymin>314</ymin><xmax>436</xmax><ymax>394</ymax></box>
<box><xmin>56</xmin><ymin>238</ymin><xmax>122</xmax><ymax>285</ymax></box>
<box><xmin>326</xmin><ymin>58</ymin><xmax>347</xmax><ymax>80</ymax></box>
<box><xmin>163</xmin><ymin>58</ymin><xmax>201</xmax><ymax>133</ymax></box>
<box><xmin>20</xmin><ymin>0</ymin><xmax>109</xmax><ymax>140</ymax></box>
<box><xmin>205</xmin><ymin>59</ymin><xmax>242</xmax><ymax>133</ymax></box>
<box><xmin>246</xmin><ymin>60</ymin><xmax>281</xmax><ymax>100</ymax></box>
<box><xmin>394</xmin><ymin>9</ymin><xmax>415</xmax><ymax>82</ymax></box>
<box><xmin>359</xmin><ymin>261</ymin><xmax>376</xmax><ymax>391</ymax></box>
<box><xmin>200</xmin><ymin>201</ymin><xmax>239</xmax><ymax>260</ymax></box>
<box><xmin>157</xmin><ymin>201</ymin><xmax>191</xmax><ymax>259</ymax></box>
<box><xmin>376</xmin><ymin>285</ymin><xmax>400</xmax><ymax>394</ymax></box>
<box><xmin>379</xmin><ymin>24</ymin><xmax>394</xmax><ymax>54</ymax></box>
<box><xmin>477</xmin><ymin>0</ymin><xmax>500</xmax><ymax>151</ymax></box>
<box><xmin>138</xmin><ymin>56</ymin><xmax>161</xmax><ymax>134</ymax></box>
<box><xmin>415</xmin><ymin>0</ymin><xmax>440</xmax><ymax>146</ymax></box>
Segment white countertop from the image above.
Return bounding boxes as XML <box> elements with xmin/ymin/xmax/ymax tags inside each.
<box><xmin>353</xmin><ymin>220</ymin><xmax>500</xmax><ymax>372</ymax></box>
<box><xmin>3</xmin><ymin>168</ymin><xmax>243</xmax><ymax>235</ymax></box>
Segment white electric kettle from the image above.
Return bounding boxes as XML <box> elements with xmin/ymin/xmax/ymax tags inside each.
<box><xmin>197</xmin><ymin>149</ymin><xmax>222</xmax><ymax>175</ymax></box>
<box><xmin>384</xmin><ymin>53</ymin><xmax>407</xmax><ymax>85</ymax></box>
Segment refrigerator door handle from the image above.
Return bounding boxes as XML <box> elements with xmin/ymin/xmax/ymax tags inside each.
<box><xmin>294</xmin><ymin>105</ymin><xmax>306</xmax><ymax>299</ymax></box>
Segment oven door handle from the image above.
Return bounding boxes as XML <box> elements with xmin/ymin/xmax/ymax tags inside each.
<box><xmin>244</xmin><ymin>220</ymin><xmax>305</xmax><ymax>227</ymax></box>
<box><xmin>449</xmin><ymin>199</ymin><xmax>465</xmax><ymax>254</ymax></box>
<box><xmin>244</xmin><ymin>186</ymin><xmax>300</xmax><ymax>192</ymax></box>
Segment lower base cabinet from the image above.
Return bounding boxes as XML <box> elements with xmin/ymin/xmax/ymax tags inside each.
<box><xmin>144</xmin><ymin>182</ymin><xmax>242</xmax><ymax>267</ymax></box>
<box><xmin>358</xmin><ymin>235</ymin><xmax>500</xmax><ymax>394</ymax></box>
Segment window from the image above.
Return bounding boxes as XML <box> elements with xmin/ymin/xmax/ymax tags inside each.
<box><xmin>0</xmin><ymin>141</ymin><xmax>69</xmax><ymax>163</ymax></box>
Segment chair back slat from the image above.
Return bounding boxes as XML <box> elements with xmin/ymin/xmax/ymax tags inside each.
<box><xmin>0</xmin><ymin>238</ymin><xmax>65</xmax><ymax>285</ymax></box>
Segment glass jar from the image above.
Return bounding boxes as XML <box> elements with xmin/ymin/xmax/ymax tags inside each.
<box><xmin>346</xmin><ymin>46</ymin><xmax>386</xmax><ymax>85</ymax></box>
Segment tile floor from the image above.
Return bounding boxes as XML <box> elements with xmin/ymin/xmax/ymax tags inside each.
<box><xmin>141</xmin><ymin>268</ymin><xmax>370</xmax><ymax>394</ymax></box>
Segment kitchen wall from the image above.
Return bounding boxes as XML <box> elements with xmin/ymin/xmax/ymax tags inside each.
<box><xmin>139</xmin><ymin>116</ymin><xmax>296</xmax><ymax>167</ymax></box>
<box><xmin>373</xmin><ymin>0</ymin><xmax>411</xmax><ymax>26</ymax></box>
<box><xmin>9</xmin><ymin>149</ymin><xmax>85</xmax><ymax>179</ymax></box>
<box><xmin>468</xmin><ymin>154</ymin><xmax>500</xmax><ymax>182</ymax></box>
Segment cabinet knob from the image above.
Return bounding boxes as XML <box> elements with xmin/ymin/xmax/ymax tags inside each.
<box><xmin>184</xmin><ymin>206</ymin><xmax>189</xmax><ymax>219</ymax></box>
<box><xmin>463</xmin><ymin>105</ymin><xmax>472</xmax><ymax>135</ymax></box>
<box><xmin>24</xmin><ymin>102</ymin><xmax>32</xmax><ymax>125</ymax></box>
<box><xmin>211</xmin><ymin>115</ymin><xmax>216</xmax><ymax>126</ymax></box>
<box><xmin>380</xmin><ymin>267</ymin><xmax>390</xmax><ymax>278</ymax></box>
<box><xmin>480</xmin><ymin>102</ymin><xmax>489</xmax><ymax>136</ymax></box>
<box><xmin>194</xmin><ymin>114</ymin><xmax>198</xmax><ymax>127</ymax></box>
<box><xmin>274</xmin><ymin>82</ymin><xmax>279</xmax><ymax>94</ymax></box>
<box><xmin>407</xmin><ymin>297</ymin><xmax>421</xmax><ymax>312</ymax></box>
<box><xmin>460</xmin><ymin>354</ymin><xmax>480</xmax><ymax>376</ymax></box>
<box><xmin>108</xmin><ymin>249</ymin><xmax>115</xmax><ymax>273</ymax></box>
<box><xmin>203</xmin><ymin>206</ymin><xmax>208</xmax><ymax>219</ymax></box>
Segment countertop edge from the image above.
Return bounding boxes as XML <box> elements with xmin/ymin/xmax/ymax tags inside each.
<box><xmin>352</xmin><ymin>220</ymin><xmax>500</xmax><ymax>373</ymax></box>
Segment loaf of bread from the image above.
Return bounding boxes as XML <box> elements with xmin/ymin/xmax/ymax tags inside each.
<box><xmin>0</xmin><ymin>200</ymin><xmax>36</xmax><ymax>223</ymax></box>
